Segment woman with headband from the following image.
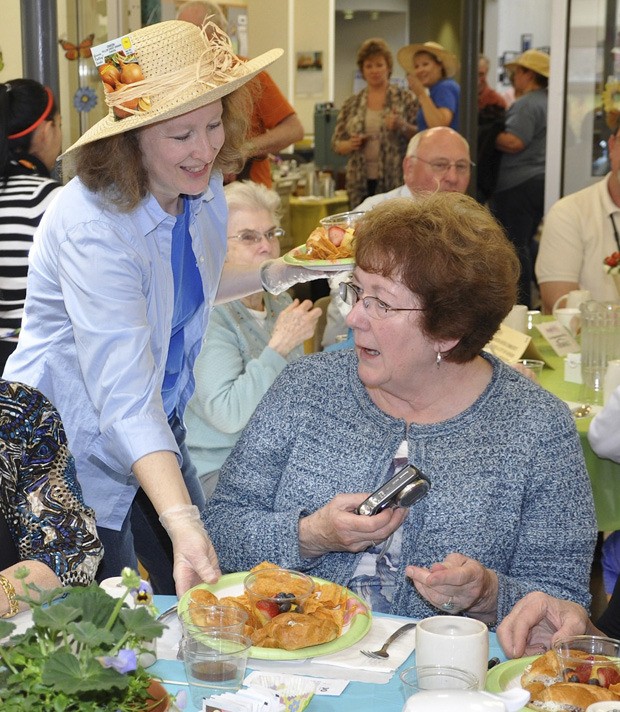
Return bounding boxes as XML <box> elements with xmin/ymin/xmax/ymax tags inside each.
<box><xmin>0</xmin><ymin>79</ymin><xmax>62</xmax><ymax>373</ymax></box>
<box><xmin>4</xmin><ymin>20</ymin><xmax>331</xmax><ymax>596</ymax></box>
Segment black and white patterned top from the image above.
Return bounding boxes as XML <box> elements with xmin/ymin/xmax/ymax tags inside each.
<box><xmin>0</xmin><ymin>157</ymin><xmax>61</xmax><ymax>340</ymax></box>
<box><xmin>0</xmin><ymin>379</ymin><xmax>103</xmax><ymax>585</ymax></box>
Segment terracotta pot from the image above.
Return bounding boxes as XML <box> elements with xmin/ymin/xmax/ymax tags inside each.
<box><xmin>145</xmin><ymin>679</ymin><xmax>170</xmax><ymax>711</ymax></box>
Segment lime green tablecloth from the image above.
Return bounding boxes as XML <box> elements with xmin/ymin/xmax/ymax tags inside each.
<box><xmin>533</xmin><ymin>319</ymin><xmax>620</xmax><ymax>531</ymax></box>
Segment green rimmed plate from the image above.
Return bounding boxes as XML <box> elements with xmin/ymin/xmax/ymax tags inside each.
<box><xmin>282</xmin><ymin>245</ymin><xmax>355</xmax><ymax>271</ymax></box>
<box><xmin>485</xmin><ymin>655</ymin><xmax>538</xmax><ymax>711</ymax></box>
<box><xmin>178</xmin><ymin>571</ymin><xmax>371</xmax><ymax>660</ymax></box>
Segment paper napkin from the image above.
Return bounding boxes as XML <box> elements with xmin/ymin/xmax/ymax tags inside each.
<box><xmin>316</xmin><ymin>616</ymin><xmax>416</xmax><ymax>674</ymax></box>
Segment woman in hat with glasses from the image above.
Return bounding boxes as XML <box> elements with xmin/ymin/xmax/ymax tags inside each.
<box><xmin>203</xmin><ymin>193</ymin><xmax>595</xmax><ymax>621</ymax></box>
<box><xmin>490</xmin><ymin>49</ymin><xmax>550</xmax><ymax>308</ymax></box>
<box><xmin>397</xmin><ymin>41</ymin><xmax>460</xmax><ymax>132</ymax></box>
<box><xmin>4</xmin><ymin>20</ymin><xmax>325</xmax><ymax>595</ymax></box>
<box><xmin>0</xmin><ymin>79</ymin><xmax>63</xmax><ymax>374</ymax></box>
<box><xmin>185</xmin><ymin>180</ymin><xmax>321</xmax><ymax>499</ymax></box>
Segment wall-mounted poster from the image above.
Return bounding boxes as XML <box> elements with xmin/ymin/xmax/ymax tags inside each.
<box><xmin>296</xmin><ymin>51</ymin><xmax>323</xmax><ymax>95</ymax></box>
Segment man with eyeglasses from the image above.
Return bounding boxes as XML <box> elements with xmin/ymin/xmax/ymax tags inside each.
<box><xmin>355</xmin><ymin>126</ymin><xmax>472</xmax><ymax>211</ymax></box>
<box><xmin>322</xmin><ymin>127</ymin><xmax>472</xmax><ymax>348</ymax></box>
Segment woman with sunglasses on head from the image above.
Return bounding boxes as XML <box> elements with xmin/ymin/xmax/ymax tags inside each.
<box><xmin>0</xmin><ymin>80</ymin><xmax>63</xmax><ymax>374</ymax></box>
<box><xmin>185</xmin><ymin>180</ymin><xmax>320</xmax><ymax>498</ymax></box>
<box><xmin>204</xmin><ymin>192</ymin><xmax>596</xmax><ymax>623</ymax></box>
<box><xmin>4</xmin><ymin>21</ymin><xmax>328</xmax><ymax>597</ymax></box>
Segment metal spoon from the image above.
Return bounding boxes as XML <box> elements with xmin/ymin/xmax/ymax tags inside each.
<box><xmin>156</xmin><ymin>603</ymin><xmax>177</xmax><ymax>622</ymax></box>
<box><xmin>571</xmin><ymin>404</ymin><xmax>592</xmax><ymax>418</ymax></box>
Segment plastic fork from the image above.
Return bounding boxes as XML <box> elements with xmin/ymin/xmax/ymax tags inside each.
<box><xmin>360</xmin><ymin>622</ymin><xmax>417</xmax><ymax>659</ymax></box>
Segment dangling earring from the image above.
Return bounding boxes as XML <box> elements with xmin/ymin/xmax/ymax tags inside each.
<box><xmin>436</xmin><ymin>351</ymin><xmax>442</xmax><ymax>369</ymax></box>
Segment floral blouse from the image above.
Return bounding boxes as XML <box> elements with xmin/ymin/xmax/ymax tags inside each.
<box><xmin>332</xmin><ymin>84</ymin><xmax>418</xmax><ymax>209</ymax></box>
<box><xmin>0</xmin><ymin>380</ymin><xmax>103</xmax><ymax>585</ymax></box>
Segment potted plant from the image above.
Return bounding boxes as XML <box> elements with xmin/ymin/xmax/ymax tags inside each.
<box><xmin>0</xmin><ymin>567</ymin><xmax>186</xmax><ymax>711</ymax></box>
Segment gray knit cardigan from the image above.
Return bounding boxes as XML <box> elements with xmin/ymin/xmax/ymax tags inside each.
<box><xmin>203</xmin><ymin>350</ymin><xmax>597</xmax><ymax>624</ymax></box>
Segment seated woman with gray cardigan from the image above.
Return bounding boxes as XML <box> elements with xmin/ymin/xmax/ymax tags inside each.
<box><xmin>185</xmin><ymin>181</ymin><xmax>320</xmax><ymax>497</ymax></box>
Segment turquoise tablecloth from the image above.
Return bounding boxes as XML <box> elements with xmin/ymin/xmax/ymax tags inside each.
<box><xmin>150</xmin><ymin>596</ymin><xmax>507</xmax><ymax>712</ymax></box>
<box><xmin>532</xmin><ymin>317</ymin><xmax>620</xmax><ymax>531</ymax></box>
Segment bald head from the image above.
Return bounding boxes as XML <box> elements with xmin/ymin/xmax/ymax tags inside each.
<box><xmin>403</xmin><ymin>127</ymin><xmax>471</xmax><ymax>194</ymax></box>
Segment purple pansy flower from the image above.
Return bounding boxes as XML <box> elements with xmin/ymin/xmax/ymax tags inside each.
<box><xmin>97</xmin><ymin>648</ymin><xmax>137</xmax><ymax>674</ymax></box>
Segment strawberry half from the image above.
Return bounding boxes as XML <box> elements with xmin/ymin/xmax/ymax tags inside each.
<box><xmin>327</xmin><ymin>226</ymin><xmax>346</xmax><ymax>246</ymax></box>
<box><xmin>597</xmin><ymin>666</ymin><xmax>620</xmax><ymax>687</ymax></box>
<box><xmin>255</xmin><ymin>599</ymin><xmax>280</xmax><ymax>622</ymax></box>
<box><xmin>571</xmin><ymin>662</ymin><xmax>595</xmax><ymax>684</ymax></box>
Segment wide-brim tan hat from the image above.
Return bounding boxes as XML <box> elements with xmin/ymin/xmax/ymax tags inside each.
<box><xmin>504</xmin><ymin>49</ymin><xmax>550</xmax><ymax>78</ymax></box>
<box><xmin>63</xmin><ymin>20</ymin><xmax>282</xmax><ymax>155</ymax></box>
<box><xmin>397</xmin><ymin>41</ymin><xmax>459</xmax><ymax>78</ymax></box>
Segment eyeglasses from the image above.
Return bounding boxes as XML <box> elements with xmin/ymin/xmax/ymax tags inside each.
<box><xmin>339</xmin><ymin>281</ymin><xmax>425</xmax><ymax>320</ymax></box>
<box><xmin>228</xmin><ymin>227</ymin><xmax>285</xmax><ymax>245</ymax></box>
<box><xmin>411</xmin><ymin>156</ymin><xmax>474</xmax><ymax>176</ymax></box>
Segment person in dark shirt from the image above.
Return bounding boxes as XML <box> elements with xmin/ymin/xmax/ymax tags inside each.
<box><xmin>0</xmin><ymin>79</ymin><xmax>63</xmax><ymax>374</ymax></box>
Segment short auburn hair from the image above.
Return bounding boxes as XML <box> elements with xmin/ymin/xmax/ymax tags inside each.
<box><xmin>357</xmin><ymin>38</ymin><xmax>393</xmax><ymax>76</ymax></box>
<box><xmin>354</xmin><ymin>193</ymin><xmax>520</xmax><ymax>363</ymax></box>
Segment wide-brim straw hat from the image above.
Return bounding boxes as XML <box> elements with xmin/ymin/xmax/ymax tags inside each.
<box><xmin>63</xmin><ymin>20</ymin><xmax>282</xmax><ymax>155</ymax></box>
<box><xmin>504</xmin><ymin>49</ymin><xmax>550</xmax><ymax>78</ymax></box>
<box><xmin>397</xmin><ymin>41</ymin><xmax>459</xmax><ymax>78</ymax></box>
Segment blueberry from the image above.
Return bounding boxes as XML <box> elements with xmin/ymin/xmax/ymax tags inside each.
<box><xmin>588</xmin><ymin>678</ymin><xmax>601</xmax><ymax>686</ymax></box>
<box><xmin>568</xmin><ymin>674</ymin><xmax>580</xmax><ymax>683</ymax></box>
<box><xmin>275</xmin><ymin>592</ymin><xmax>297</xmax><ymax>613</ymax></box>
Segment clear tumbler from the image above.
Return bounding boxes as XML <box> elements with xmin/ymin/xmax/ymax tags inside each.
<box><xmin>580</xmin><ymin>300</ymin><xmax>620</xmax><ymax>404</ymax></box>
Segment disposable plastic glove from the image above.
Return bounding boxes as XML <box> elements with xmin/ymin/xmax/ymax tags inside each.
<box><xmin>159</xmin><ymin>504</ymin><xmax>221</xmax><ymax>596</ymax></box>
<box><xmin>260</xmin><ymin>257</ymin><xmax>351</xmax><ymax>295</ymax></box>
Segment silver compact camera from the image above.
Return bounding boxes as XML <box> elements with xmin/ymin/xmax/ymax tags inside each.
<box><xmin>355</xmin><ymin>464</ymin><xmax>431</xmax><ymax>516</ymax></box>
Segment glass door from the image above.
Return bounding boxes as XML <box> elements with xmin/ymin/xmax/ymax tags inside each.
<box><xmin>563</xmin><ymin>0</ymin><xmax>618</xmax><ymax>196</ymax></box>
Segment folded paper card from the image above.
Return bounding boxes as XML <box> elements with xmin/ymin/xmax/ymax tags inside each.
<box><xmin>484</xmin><ymin>324</ymin><xmax>531</xmax><ymax>364</ymax></box>
<box><xmin>536</xmin><ymin>320</ymin><xmax>580</xmax><ymax>357</ymax></box>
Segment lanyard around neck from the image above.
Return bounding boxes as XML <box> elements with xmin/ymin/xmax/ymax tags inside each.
<box><xmin>610</xmin><ymin>214</ymin><xmax>620</xmax><ymax>252</ymax></box>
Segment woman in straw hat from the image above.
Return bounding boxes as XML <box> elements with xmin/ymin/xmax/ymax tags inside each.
<box><xmin>490</xmin><ymin>48</ymin><xmax>550</xmax><ymax>308</ymax></box>
<box><xmin>4</xmin><ymin>19</ymin><xmax>327</xmax><ymax>596</ymax></box>
<box><xmin>397</xmin><ymin>41</ymin><xmax>460</xmax><ymax>132</ymax></box>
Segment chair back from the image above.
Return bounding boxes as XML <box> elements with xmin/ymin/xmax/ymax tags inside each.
<box><xmin>303</xmin><ymin>295</ymin><xmax>331</xmax><ymax>353</ymax></box>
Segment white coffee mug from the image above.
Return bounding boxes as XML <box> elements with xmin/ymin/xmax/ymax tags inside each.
<box><xmin>604</xmin><ymin>359</ymin><xmax>620</xmax><ymax>405</ymax></box>
<box><xmin>554</xmin><ymin>307</ymin><xmax>581</xmax><ymax>337</ymax></box>
<box><xmin>415</xmin><ymin>615</ymin><xmax>489</xmax><ymax>690</ymax></box>
<box><xmin>502</xmin><ymin>304</ymin><xmax>528</xmax><ymax>333</ymax></box>
<box><xmin>552</xmin><ymin>289</ymin><xmax>591</xmax><ymax>313</ymax></box>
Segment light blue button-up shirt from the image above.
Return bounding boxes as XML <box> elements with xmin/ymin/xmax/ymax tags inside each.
<box><xmin>4</xmin><ymin>174</ymin><xmax>227</xmax><ymax>529</ymax></box>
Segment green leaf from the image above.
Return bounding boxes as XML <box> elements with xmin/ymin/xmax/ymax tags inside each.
<box><xmin>60</xmin><ymin>585</ymin><xmax>120</xmax><ymax>627</ymax></box>
<box><xmin>66</xmin><ymin>620</ymin><xmax>115</xmax><ymax>647</ymax></box>
<box><xmin>41</xmin><ymin>652</ymin><xmax>131</xmax><ymax>694</ymax></box>
<box><xmin>33</xmin><ymin>601</ymin><xmax>82</xmax><ymax>631</ymax></box>
<box><xmin>0</xmin><ymin>618</ymin><xmax>15</xmax><ymax>637</ymax></box>
<box><xmin>119</xmin><ymin>606</ymin><xmax>165</xmax><ymax>640</ymax></box>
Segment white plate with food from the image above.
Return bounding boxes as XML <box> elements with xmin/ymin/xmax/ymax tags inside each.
<box><xmin>486</xmin><ymin>650</ymin><xmax>620</xmax><ymax>711</ymax></box>
<box><xmin>283</xmin><ymin>245</ymin><xmax>355</xmax><ymax>270</ymax></box>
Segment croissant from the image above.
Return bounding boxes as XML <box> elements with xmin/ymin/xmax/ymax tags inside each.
<box><xmin>250</xmin><ymin>611</ymin><xmax>339</xmax><ymax>651</ymax></box>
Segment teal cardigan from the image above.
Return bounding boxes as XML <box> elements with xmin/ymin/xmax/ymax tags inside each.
<box><xmin>185</xmin><ymin>292</ymin><xmax>304</xmax><ymax>479</ymax></box>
